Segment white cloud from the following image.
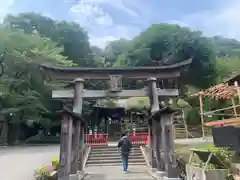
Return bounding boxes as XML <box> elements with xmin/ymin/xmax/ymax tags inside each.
<box><xmin>0</xmin><ymin>0</ymin><xmax>15</xmax><ymax>22</ymax></box>
<box><xmin>89</xmin><ymin>25</ymin><xmax>141</xmax><ymax>48</ymax></box>
<box><xmin>42</xmin><ymin>12</ymin><xmax>55</xmax><ymax>20</ymax></box>
<box><xmin>70</xmin><ymin>1</ymin><xmax>113</xmax><ymax>28</ymax></box>
<box><xmin>68</xmin><ymin>0</ymin><xmax>141</xmax><ymax>48</ymax></box>
<box><xmin>89</xmin><ymin>35</ymin><xmax>117</xmax><ymax>48</ymax></box>
<box><xmin>177</xmin><ymin>0</ymin><xmax>240</xmax><ymax>39</ymax></box>
<box><xmin>80</xmin><ymin>0</ymin><xmax>139</xmax><ymax>17</ymax></box>
<box><xmin>68</xmin><ymin>0</ymin><xmax>240</xmax><ymax>48</ymax></box>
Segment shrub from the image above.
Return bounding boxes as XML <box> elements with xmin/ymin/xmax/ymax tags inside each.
<box><xmin>199</xmin><ymin>144</ymin><xmax>232</xmax><ymax>163</ymax></box>
<box><xmin>35</xmin><ymin>165</ymin><xmax>55</xmax><ymax>180</ymax></box>
<box><xmin>196</xmin><ymin>144</ymin><xmax>234</xmax><ymax>179</ymax></box>
<box><xmin>51</xmin><ymin>157</ymin><xmax>60</xmax><ymax>170</ymax></box>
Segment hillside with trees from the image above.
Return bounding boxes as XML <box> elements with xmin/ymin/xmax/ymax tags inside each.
<box><xmin>0</xmin><ymin>12</ymin><xmax>239</xmax><ymax>143</ymax></box>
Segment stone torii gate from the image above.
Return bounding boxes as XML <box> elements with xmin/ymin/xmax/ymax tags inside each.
<box><xmin>40</xmin><ymin>59</ymin><xmax>191</xmax><ymax>180</ymax></box>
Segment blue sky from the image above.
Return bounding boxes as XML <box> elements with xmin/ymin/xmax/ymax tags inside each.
<box><xmin>1</xmin><ymin>0</ymin><xmax>240</xmax><ymax>47</ymax></box>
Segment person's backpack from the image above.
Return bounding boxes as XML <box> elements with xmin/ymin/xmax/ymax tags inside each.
<box><xmin>121</xmin><ymin>138</ymin><xmax>132</xmax><ymax>153</ymax></box>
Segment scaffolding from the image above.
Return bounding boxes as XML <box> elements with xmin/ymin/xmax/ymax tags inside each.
<box><xmin>191</xmin><ymin>74</ymin><xmax>240</xmax><ymax>138</ymax></box>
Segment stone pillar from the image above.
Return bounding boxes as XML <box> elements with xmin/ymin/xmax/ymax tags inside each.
<box><xmin>72</xmin><ymin>78</ymin><xmax>84</xmax><ymax>178</ymax></box>
<box><xmin>147</xmin><ymin>77</ymin><xmax>165</xmax><ymax>177</ymax></box>
<box><xmin>156</xmin><ymin>120</ymin><xmax>165</xmax><ymax>171</ymax></box>
<box><xmin>161</xmin><ymin>111</ymin><xmax>179</xmax><ymax>180</ymax></box>
<box><xmin>147</xmin><ymin>77</ymin><xmax>159</xmax><ymax>113</ymax></box>
<box><xmin>151</xmin><ymin>119</ymin><xmax>157</xmax><ymax>169</ymax></box>
<box><xmin>58</xmin><ymin>114</ymin><xmax>73</xmax><ymax>180</ymax></box>
<box><xmin>71</xmin><ymin>120</ymin><xmax>79</xmax><ymax>174</ymax></box>
<box><xmin>78</xmin><ymin>125</ymin><xmax>84</xmax><ymax>171</ymax></box>
<box><xmin>147</xmin><ymin>122</ymin><xmax>153</xmax><ymax>166</ymax></box>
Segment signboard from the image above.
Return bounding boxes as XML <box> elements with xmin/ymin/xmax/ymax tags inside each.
<box><xmin>109</xmin><ymin>75</ymin><xmax>122</xmax><ymax>91</ymax></box>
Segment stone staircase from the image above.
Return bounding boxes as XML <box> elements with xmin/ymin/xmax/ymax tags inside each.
<box><xmin>85</xmin><ymin>145</ymin><xmax>146</xmax><ymax>167</ymax></box>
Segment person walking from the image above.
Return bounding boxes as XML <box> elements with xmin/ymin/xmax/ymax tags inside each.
<box><xmin>117</xmin><ymin>133</ymin><xmax>132</xmax><ymax>173</ymax></box>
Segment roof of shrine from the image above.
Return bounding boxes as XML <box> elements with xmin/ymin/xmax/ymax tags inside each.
<box><xmin>39</xmin><ymin>59</ymin><xmax>192</xmax><ymax>80</ymax></box>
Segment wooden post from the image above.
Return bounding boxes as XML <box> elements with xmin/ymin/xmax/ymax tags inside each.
<box><xmin>71</xmin><ymin>119</ymin><xmax>82</xmax><ymax>174</ymax></box>
<box><xmin>199</xmin><ymin>95</ymin><xmax>205</xmax><ymax>139</ymax></box>
<box><xmin>231</xmin><ymin>98</ymin><xmax>238</xmax><ymax>117</ymax></box>
<box><xmin>147</xmin><ymin>77</ymin><xmax>160</xmax><ymax>114</ymax></box>
<box><xmin>58</xmin><ymin>114</ymin><xmax>68</xmax><ymax>178</ymax></box>
<box><xmin>151</xmin><ymin>119</ymin><xmax>157</xmax><ymax>169</ymax></box>
<box><xmin>67</xmin><ymin>117</ymin><xmax>73</xmax><ymax>176</ymax></box>
<box><xmin>58</xmin><ymin>114</ymin><xmax>73</xmax><ymax>179</ymax></box>
<box><xmin>147</xmin><ymin>122</ymin><xmax>153</xmax><ymax>166</ymax></box>
<box><xmin>161</xmin><ymin>113</ymin><xmax>178</xmax><ymax>178</ymax></box>
<box><xmin>235</xmin><ymin>81</ymin><xmax>240</xmax><ymax>104</ymax></box>
<box><xmin>72</xmin><ymin>78</ymin><xmax>84</xmax><ymax>173</ymax></box>
<box><xmin>78</xmin><ymin>125</ymin><xmax>84</xmax><ymax>171</ymax></box>
<box><xmin>156</xmin><ymin>120</ymin><xmax>165</xmax><ymax>171</ymax></box>
<box><xmin>71</xmin><ymin>120</ymin><xmax>78</xmax><ymax>174</ymax></box>
<box><xmin>147</xmin><ymin>77</ymin><xmax>163</xmax><ymax>172</ymax></box>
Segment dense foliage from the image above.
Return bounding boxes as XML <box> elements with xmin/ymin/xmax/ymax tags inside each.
<box><xmin>0</xmin><ymin>12</ymin><xmax>240</xmax><ymax>142</ymax></box>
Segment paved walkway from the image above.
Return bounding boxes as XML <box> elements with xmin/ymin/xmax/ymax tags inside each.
<box><xmin>84</xmin><ymin>166</ymin><xmax>154</xmax><ymax>180</ymax></box>
<box><xmin>0</xmin><ymin>145</ymin><xmax>59</xmax><ymax>180</ymax></box>
<box><xmin>0</xmin><ymin>137</ymin><xmax>212</xmax><ymax>180</ymax></box>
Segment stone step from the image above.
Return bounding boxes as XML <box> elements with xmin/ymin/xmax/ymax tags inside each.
<box><xmin>90</xmin><ymin>152</ymin><xmax>141</xmax><ymax>156</ymax></box>
<box><xmin>86</xmin><ymin>158</ymin><xmax>146</xmax><ymax>165</ymax></box>
<box><xmin>90</xmin><ymin>151</ymin><xmax>142</xmax><ymax>154</ymax></box>
<box><xmin>90</xmin><ymin>150</ymin><xmax>141</xmax><ymax>154</ymax></box>
<box><xmin>89</xmin><ymin>152</ymin><xmax>142</xmax><ymax>158</ymax></box>
<box><xmin>86</xmin><ymin>146</ymin><xmax>146</xmax><ymax>167</ymax></box>
<box><xmin>88</xmin><ymin>155</ymin><xmax>145</xmax><ymax>161</ymax></box>
<box><xmin>91</xmin><ymin>145</ymin><xmax>141</xmax><ymax>148</ymax></box>
<box><xmin>91</xmin><ymin>147</ymin><xmax>141</xmax><ymax>151</ymax></box>
<box><xmin>85</xmin><ymin>162</ymin><xmax>146</xmax><ymax>167</ymax></box>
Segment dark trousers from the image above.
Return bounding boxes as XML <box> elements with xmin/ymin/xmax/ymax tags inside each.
<box><xmin>121</xmin><ymin>154</ymin><xmax>129</xmax><ymax>170</ymax></box>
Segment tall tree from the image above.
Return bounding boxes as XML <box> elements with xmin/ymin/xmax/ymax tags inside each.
<box><xmin>104</xmin><ymin>39</ymin><xmax>132</xmax><ymax>67</ymax></box>
<box><xmin>4</xmin><ymin>13</ymin><xmax>94</xmax><ymax>66</ymax></box>
<box><xmin>0</xmin><ymin>26</ymin><xmax>73</xmax><ymax>142</ymax></box>
<box><xmin>216</xmin><ymin>58</ymin><xmax>240</xmax><ymax>82</ymax></box>
<box><xmin>211</xmin><ymin>36</ymin><xmax>240</xmax><ymax>59</ymax></box>
<box><xmin>123</xmin><ymin>24</ymin><xmax>217</xmax><ymax>88</ymax></box>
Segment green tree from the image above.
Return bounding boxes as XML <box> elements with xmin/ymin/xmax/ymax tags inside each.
<box><xmin>215</xmin><ymin>58</ymin><xmax>240</xmax><ymax>82</ymax></box>
<box><xmin>0</xmin><ymin>26</ymin><xmax>73</xmax><ymax>142</ymax></box>
<box><xmin>4</xmin><ymin>13</ymin><xmax>94</xmax><ymax>66</ymax></box>
<box><xmin>123</xmin><ymin>24</ymin><xmax>216</xmax><ymax>88</ymax></box>
<box><xmin>211</xmin><ymin>36</ymin><xmax>240</xmax><ymax>59</ymax></box>
<box><xmin>104</xmin><ymin>39</ymin><xmax>132</xmax><ymax>67</ymax></box>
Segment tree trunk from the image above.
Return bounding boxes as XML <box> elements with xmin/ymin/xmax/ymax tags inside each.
<box><xmin>14</xmin><ymin>123</ymin><xmax>21</xmax><ymax>144</ymax></box>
